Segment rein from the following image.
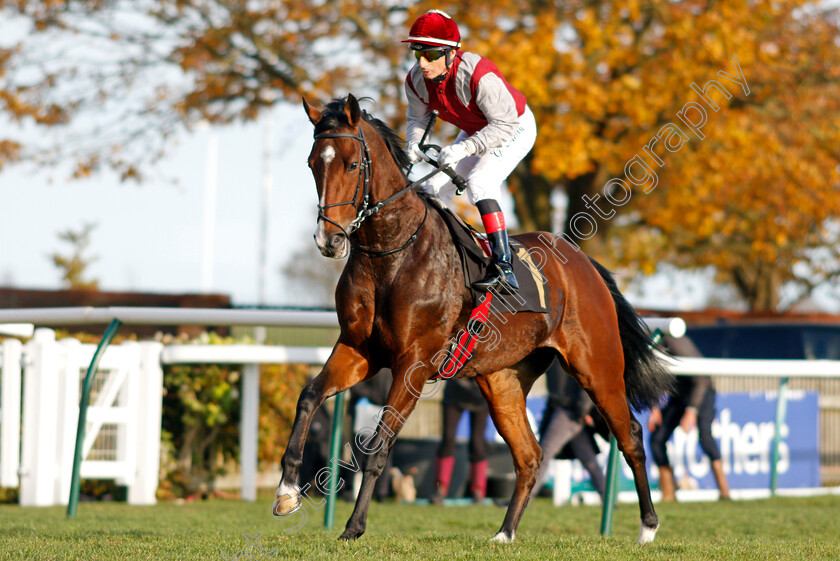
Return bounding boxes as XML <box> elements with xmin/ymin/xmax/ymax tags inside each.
<box><xmin>314</xmin><ymin>123</ymin><xmax>445</xmax><ymax>258</ymax></box>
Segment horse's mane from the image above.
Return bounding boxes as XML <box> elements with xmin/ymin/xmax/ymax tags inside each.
<box><xmin>314</xmin><ymin>96</ymin><xmax>411</xmax><ymax>174</ymax></box>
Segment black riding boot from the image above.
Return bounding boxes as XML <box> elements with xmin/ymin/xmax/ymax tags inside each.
<box><xmin>472</xmin><ymin>228</ymin><xmax>519</xmax><ymax>294</ymax></box>
<box><xmin>472</xmin><ymin>199</ymin><xmax>519</xmax><ymax>295</ymax></box>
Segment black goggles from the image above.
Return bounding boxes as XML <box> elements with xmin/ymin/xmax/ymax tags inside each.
<box><xmin>414</xmin><ymin>49</ymin><xmax>447</xmax><ymax>62</ymax></box>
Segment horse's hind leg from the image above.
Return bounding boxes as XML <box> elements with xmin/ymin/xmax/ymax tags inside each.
<box><xmin>603</xmin><ymin>401</ymin><xmax>658</xmax><ymax>543</ymax></box>
<box><xmin>582</xmin><ymin>366</ymin><xmax>659</xmax><ymax>543</ymax></box>
<box><xmin>474</xmin><ymin>369</ymin><xmax>542</xmax><ymax>543</ymax></box>
<box><xmin>273</xmin><ymin>341</ymin><xmax>371</xmax><ymax>516</ymax></box>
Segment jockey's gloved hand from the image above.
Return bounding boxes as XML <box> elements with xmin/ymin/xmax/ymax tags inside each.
<box><xmin>439</xmin><ymin>139</ymin><xmax>476</xmax><ymax>168</ymax></box>
<box><xmin>406</xmin><ymin>141</ymin><xmax>425</xmax><ymax>165</ymax></box>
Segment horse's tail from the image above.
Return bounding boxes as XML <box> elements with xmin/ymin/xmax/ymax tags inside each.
<box><xmin>589</xmin><ymin>258</ymin><xmax>674</xmax><ymax>410</ymax></box>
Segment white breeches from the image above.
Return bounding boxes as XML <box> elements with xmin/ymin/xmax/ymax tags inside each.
<box><xmin>420</xmin><ymin>106</ymin><xmax>537</xmax><ymax>206</ymax></box>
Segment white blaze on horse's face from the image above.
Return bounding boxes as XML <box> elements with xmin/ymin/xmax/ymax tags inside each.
<box><xmin>314</xmin><ymin>146</ymin><xmax>335</xmax><ymax>239</ymax></box>
<box><xmin>321</xmin><ymin>145</ymin><xmax>336</xmax><ymax>166</ymax></box>
<box><xmin>313</xmin><ymin>144</ymin><xmax>350</xmax><ymax>259</ymax></box>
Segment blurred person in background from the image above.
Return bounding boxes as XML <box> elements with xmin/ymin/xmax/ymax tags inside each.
<box><xmin>340</xmin><ymin>369</ymin><xmax>394</xmax><ymax>503</ymax></box>
<box><xmin>649</xmin><ymin>335</ymin><xmax>730</xmax><ymax>501</ymax></box>
<box><xmin>529</xmin><ymin>359</ymin><xmax>608</xmax><ymax>503</ymax></box>
<box><xmin>431</xmin><ymin>377</ymin><xmax>490</xmax><ymax>504</ymax></box>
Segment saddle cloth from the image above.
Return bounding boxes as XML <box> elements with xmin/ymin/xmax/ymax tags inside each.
<box><xmin>419</xmin><ymin>192</ymin><xmax>550</xmax><ymax>314</ymax></box>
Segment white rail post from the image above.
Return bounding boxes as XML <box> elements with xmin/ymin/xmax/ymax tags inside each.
<box><xmin>20</xmin><ymin>328</ymin><xmax>61</xmax><ymax>506</ymax></box>
<box><xmin>130</xmin><ymin>342</ymin><xmax>164</xmax><ymax>505</ymax></box>
<box><xmin>551</xmin><ymin>460</ymin><xmax>573</xmax><ymax>506</ymax></box>
<box><xmin>241</xmin><ymin>363</ymin><xmax>260</xmax><ymax>502</ymax></box>
<box><xmin>116</xmin><ymin>342</ymin><xmax>140</xmax><ymax>493</ymax></box>
<box><xmin>1</xmin><ymin>339</ymin><xmax>23</xmax><ymax>488</ymax></box>
<box><xmin>55</xmin><ymin>337</ymin><xmax>83</xmax><ymax>505</ymax></box>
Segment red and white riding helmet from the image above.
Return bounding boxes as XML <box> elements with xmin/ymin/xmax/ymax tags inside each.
<box><xmin>403</xmin><ymin>10</ymin><xmax>461</xmax><ymax>51</ymax></box>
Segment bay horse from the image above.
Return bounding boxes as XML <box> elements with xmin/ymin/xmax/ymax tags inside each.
<box><xmin>274</xmin><ymin>94</ymin><xmax>672</xmax><ymax>544</ymax></box>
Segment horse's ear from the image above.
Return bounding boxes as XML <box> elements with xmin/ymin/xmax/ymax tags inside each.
<box><xmin>344</xmin><ymin>94</ymin><xmax>361</xmax><ymax>127</ymax></box>
<box><xmin>302</xmin><ymin>97</ymin><xmax>322</xmax><ymax>126</ymax></box>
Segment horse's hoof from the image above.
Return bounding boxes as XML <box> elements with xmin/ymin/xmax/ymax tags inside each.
<box><xmin>338</xmin><ymin>530</ymin><xmax>362</xmax><ymax>541</ymax></box>
<box><xmin>490</xmin><ymin>531</ymin><xmax>515</xmax><ymax>543</ymax></box>
<box><xmin>637</xmin><ymin>520</ymin><xmax>659</xmax><ymax>544</ymax></box>
<box><xmin>271</xmin><ymin>490</ymin><xmax>301</xmax><ymax>517</ymax></box>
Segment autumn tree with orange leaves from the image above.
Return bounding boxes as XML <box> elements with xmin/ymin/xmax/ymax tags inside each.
<box><xmin>450</xmin><ymin>0</ymin><xmax>840</xmax><ymax>311</ymax></box>
<box><xmin>2</xmin><ymin>1</ymin><xmax>839</xmax><ymax>311</ymax></box>
<box><xmin>0</xmin><ymin>0</ymin><xmax>411</xmax><ymax>178</ymax></box>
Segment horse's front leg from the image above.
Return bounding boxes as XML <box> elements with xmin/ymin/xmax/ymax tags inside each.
<box><xmin>474</xmin><ymin>369</ymin><xmax>542</xmax><ymax>543</ymax></box>
<box><xmin>338</xmin><ymin>361</ymin><xmax>429</xmax><ymax>540</ymax></box>
<box><xmin>273</xmin><ymin>342</ymin><xmax>371</xmax><ymax>516</ymax></box>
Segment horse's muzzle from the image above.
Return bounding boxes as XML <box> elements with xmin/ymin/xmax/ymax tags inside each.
<box><xmin>314</xmin><ymin>231</ymin><xmax>349</xmax><ymax>259</ymax></box>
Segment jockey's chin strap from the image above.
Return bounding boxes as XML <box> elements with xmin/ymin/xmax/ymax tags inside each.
<box><xmin>314</xmin><ymin>122</ymin><xmax>454</xmax><ymax>258</ymax></box>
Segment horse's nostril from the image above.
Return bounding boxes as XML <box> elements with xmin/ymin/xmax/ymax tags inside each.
<box><xmin>329</xmin><ymin>234</ymin><xmax>345</xmax><ymax>249</ymax></box>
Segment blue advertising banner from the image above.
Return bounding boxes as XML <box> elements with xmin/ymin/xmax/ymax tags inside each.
<box><xmin>457</xmin><ymin>390</ymin><xmax>821</xmax><ymax>489</ymax></box>
<box><xmin>650</xmin><ymin>390</ymin><xmax>820</xmax><ymax>489</ymax></box>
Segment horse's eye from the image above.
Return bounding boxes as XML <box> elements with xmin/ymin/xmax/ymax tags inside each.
<box><xmin>348</xmin><ymin>161</ymin><xmax>359</xmax><ymax>172</ymax></box>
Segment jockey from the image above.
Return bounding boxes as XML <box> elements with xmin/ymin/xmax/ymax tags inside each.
<box><xmin>403</xmin><ymin>9</ymin><xmax>537</xmax><ymax>295</ymax></box>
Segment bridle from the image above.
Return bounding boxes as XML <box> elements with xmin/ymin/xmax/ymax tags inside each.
<box><xmin>314</xmin><ymin>126</ymin><xmax>372</xmax><ymax>237</ymax></box>
<box><xmin>314</xmin><ymin>122</ymin><xmax>428</xmax><ymax>257</ymax></box>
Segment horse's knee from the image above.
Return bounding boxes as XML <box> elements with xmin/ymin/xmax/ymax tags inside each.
<box><xmin>362</xmin><ymin>446</ymin><xmax>390</xmax><ymax>478</ymax></box>
<box><xmin>516</xmin><ymin>446</ymin><xmax>542</xmax><ymax>486</ymax></box>
<box><xmin>629</xmin><ymin>417</ymin><xmax>643</xmax><ymax>441</ymax></box>
<box><xmin>297</xmin><ymin>383</ymin><xmax>320</xmax><ymax>415</ymax></box>
<box><xmin>626</xmin><ymin>418</ymin><xmax>648</xmax><ymax>463</ymax></box>
<box><xmin>526</xmin><ymin>459</ymin><xmax>540</xmax><ymax>488</ymax></box>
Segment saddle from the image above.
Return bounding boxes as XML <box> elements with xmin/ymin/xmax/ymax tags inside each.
<box><xmin>419</xmin><ymin>192</ymin><xmax>550</xmax><ymax>314</ymax></box>
<box><xmin>419</xmin><ymin>193</ymin><xmax>550</xmax><ymax>381</ymax></box>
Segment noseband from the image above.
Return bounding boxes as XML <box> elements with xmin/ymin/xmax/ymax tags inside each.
<box><xmin>314</xmin><ymin>123</ymin><xmax>427</xmax><ymax>257</ymax></box>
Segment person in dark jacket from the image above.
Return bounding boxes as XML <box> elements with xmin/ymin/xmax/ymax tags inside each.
<box><xmin>341</xmin><ymin>369</ymin><xmax>394</xmax><ymax>502</ymax></box>
<box><xmin>431</xmin><ymin>377</ymin><xmax>490</xmax><ymax>503</ymax></box>
<box><xmin>648</xmin><ymin>335</ymin><xmax>730</xmax><ymax>501</ymax></box>
<box><xmin>529</xmin><ymin>359</ymin><xmax>608</xmax><ymax>502</ymax></box>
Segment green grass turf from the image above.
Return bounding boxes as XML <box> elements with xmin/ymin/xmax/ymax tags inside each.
<box><xmin>0</xmin><ymin>495</ymin><xmax>838</xmax><ymax>560</ymax></box>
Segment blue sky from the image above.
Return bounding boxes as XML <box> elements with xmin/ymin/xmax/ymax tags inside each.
<box><xmin>0</xmin><ymin>103</ymin><xmax>321</xmax><ymax>306</ymax></box>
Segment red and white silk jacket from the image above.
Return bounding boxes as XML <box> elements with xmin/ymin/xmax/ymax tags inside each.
<box><xmin>405</xmin><ymin>51</ymin><xmax>527</xmax><ymax>156</ymax></box>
